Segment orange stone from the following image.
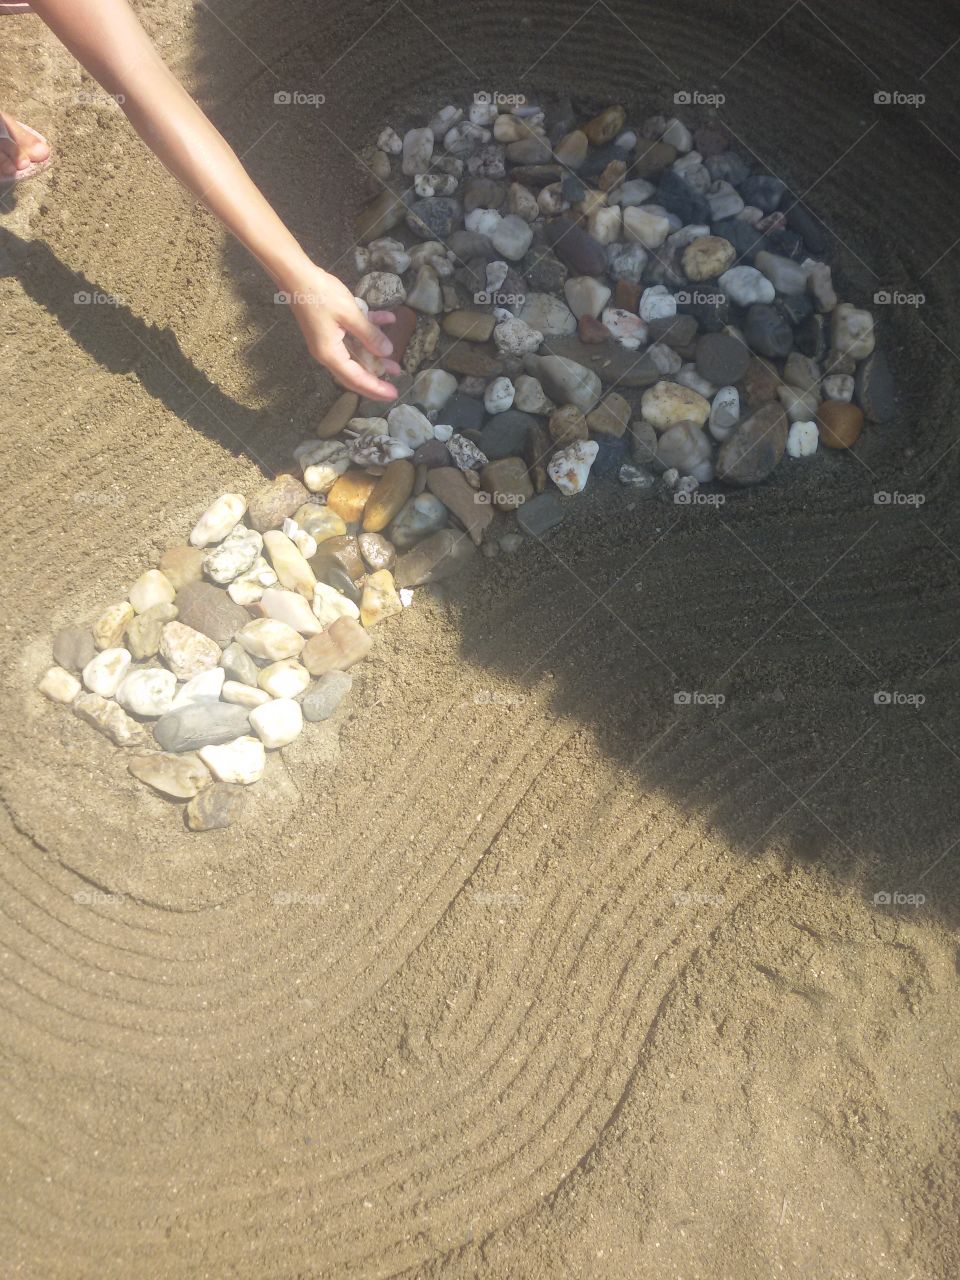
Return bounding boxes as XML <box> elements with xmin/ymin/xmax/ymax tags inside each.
<box><xmin>326</xmin><ymin>470</ymin><xmax>379</xmax><ymax>523</ymax></box>
<box><xmin>817</xmin><ymin>401</ymin><xmax>863</xmax><ymax>449</ymax></box>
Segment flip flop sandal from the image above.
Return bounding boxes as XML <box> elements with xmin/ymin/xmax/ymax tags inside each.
<box><xmin>0</xmin><ymin>117</ymin><xmax>52</xmax><ymax>188</ymax></box>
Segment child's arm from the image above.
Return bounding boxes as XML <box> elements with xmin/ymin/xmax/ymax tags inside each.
<box><xmin>30</xmin><ymin>0</ymin><xmax>399</xmax><ymax>400</ymax></box>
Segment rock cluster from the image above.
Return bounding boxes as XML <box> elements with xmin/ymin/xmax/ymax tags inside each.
<box><xmin>351</xmin><ymin>95</ymin><xmax>894</xmax><ymax>504</ymax></box>
<box><xmin>38</xmin><ymin>479</ymin><xmax>400</xmax><ymax>830</ymax></box>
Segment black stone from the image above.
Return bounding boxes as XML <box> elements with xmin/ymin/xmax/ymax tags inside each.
<box><xmin>656</xmin><ymin>169</ymin><xmax>710</xmax><ymax>225</ymax></box>
<box><xmin>744</xmin><ymin>303</ymin><xmax>794</xmax><ymax>358</ymax></box>
<box><xmin>764</xmin><ymin>228</ymin><xmax>806</xmax><ymax>261</ymax></box>
<box><xmin>406</xmin><ymin>196</ymin><xmax>463</xmax><ymax>240</ymax></box>
<box><xmin>705</xmin><ymin>151</ymin><xmax>751</xmax><ymax>186</ymax></box>
<box><xmin>695</xmin><ymin>332</ymin><xmax>751</xmax><ymax>385</ymax></box>
<box><xmin>795</xmin><ymin>313</ymin><xmax>828</xmax><ymax>361</ymax></box>
<box><xmin>477</xmin><ymin>410</ymin><xmax>539</xmax><ymax>460</ymax></box>
<box><xmin>579</xmin><ymin>143</ymin><xmax>631</xmax><ymax>182</ymax></box>
<box><xmin>738</xmin><ymin>175</ymin><xmax>786</xmax><ymax>213</ymax></box>
<box><xmin>711</xmin><ymin>218</ymin><xmax>767</xmax><ymax>264</ymax></box>
<box><xmin>591</xmin><ymin>436</ymin><xmax>630</xmax><ymax>477</ymax></box>
<box><xmin>776</xmin><ymin>293</ymin><xmax>813</xmax><ymax>326</ymax></box>
<box><xmin>786</xmin><ymin>202</ymin><xmax>827</xmax><ymax>255</ymax></box>
<box><xmin>561</xmin><ymin>173</ymin><xmax>587</xmax><ymax>204</ymax></box>
<box><xmin>678</xmin><ymin>293</ymin><xmax>730</xmax><ymax>333</ymax></box>
<box><xmin>855</xmin><ymin>350</ymin><xmax>897</xmax><ymax>423</ymax></box>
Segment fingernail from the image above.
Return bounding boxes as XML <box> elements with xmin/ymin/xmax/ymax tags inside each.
<box><xmin>379</xmin><ymin>338</ymin><xmax>393</xmax><ymax>356</ymax></box>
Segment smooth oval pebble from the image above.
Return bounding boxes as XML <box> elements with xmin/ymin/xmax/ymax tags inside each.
<box><xmin>249</xmin><ymin>698</ymin><xmax>303</xmax><ymax>749</ymax></box>
<box><xmin>326</xmin><ymin>470</ymin><xmax>379</xmax><ymax>523</ymax></box>
<box><xmin>362</xmin><ymin>459</ymin><xmax>416</xmax><ymax>533</ymax></box>
<box><xmin>115</xmin><ymin>667</ymin><xmax>177</xmax><ymax>717</ymax></box>
<box><xmin>258</xmin><ymin>659</ymin><xmax>311</xmax><ymax>699</ymax></box>
<box><xmin>221</xmin><ymin>680</ymin><xmax>272</xmax><ymax>709</ymax></box>
<box><xmin>716</xmin><ymin>403</ymin><xmax>788</xmax><ymax>485</ymax></box>
<box><xmin>170</xmin><ymin>667</ymin><xmax>226</xmax><ymax>709</ymax></box>
<box><xmin>154</xmin><ymin>702</ymin><xmax>252</xmax><ymax>753</ymax></box>
<box><xmin>235</xmin><ymin>618</ymin><xmax>305</xmax><ymax>661</ymax></box>
<box><xmin>301</xmin><ymin>617</ymin><xmax>372</xmax><ymax>675</ymax></box>
<box><xmin>128</xmin><ymin>569</ymin><xmax>176</xmax><ymax>614</ymax></box>
<box><xmin>82</xmin><ymin>647</ymin><xmax>131</xmax><ymax>697</ymax></box>
<box><xmin>816</xmin><ymin>401</ymin><xmax>863</xmax><ymax>449</ymax></box>
<box><xmin>38</xmin><ymin>666</ymin><xmax>82</xmax><ymax>704</ymax></box>
<box><xmin>247</xmin><ymin>475</ymin><xmax>310</xmax><ymax>533</ymax></box>
<box><xmin>189</xmin><ymin>493</ymin><xmax>247</xmax><ymax>547</ymax></box>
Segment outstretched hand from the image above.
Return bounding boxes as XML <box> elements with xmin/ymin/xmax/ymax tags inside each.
<box><xmin>286</xmin><ymin>264</ymin><xmax>400</xmax><ymax>401</ymax></box>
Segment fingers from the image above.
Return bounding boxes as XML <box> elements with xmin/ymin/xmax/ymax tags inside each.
<box><xmin>325</xmin><ymin>348</ymin><xmax>399</xmax><ymax>401</ymax></box>
<box><xmin>367</xmin><ymin>310</ymin><xmax>396</xmax><ymax>327</ymax></box>
<box><xmin>342</xmin><ymin>304</ymin><xmax>395</xmax><ymax>359</ymax></box>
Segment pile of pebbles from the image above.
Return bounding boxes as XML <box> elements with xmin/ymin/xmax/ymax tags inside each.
<box><xmin>348</xmin><ymin>95</ymin><xmax>895</xmax><ymax>517</ymax></box>
<box><xmin>37</xmin><ymin>479</ymin><xmax>411</xmax><ymax>830</ymax></box>
<box><xmin>37</xmin><ymin>96</ymin><xmax>898</xmax><ymax>830</ymax></box>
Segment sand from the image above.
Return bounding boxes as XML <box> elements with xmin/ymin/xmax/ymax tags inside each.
<box><xmin>1</xmin><ymin>1</ymin><xmax>958</xmax><ymax>1276</ymax></box>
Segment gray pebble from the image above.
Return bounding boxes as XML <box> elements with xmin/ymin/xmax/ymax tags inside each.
<box><xmin>516</xmin><ymin>492</ymin><xmax>566</xmax><ymax>537</ymax></box>
<box><xmin>302</xmin><ymin>671</ymin><xmax>353</xmax><ymax>722</ymax></box>
<box><xmin>154</xmin><ymin>702</ymin><xmax>251</xmax><ymax>753</ymax></box>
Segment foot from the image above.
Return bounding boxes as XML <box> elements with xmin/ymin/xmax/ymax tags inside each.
<box><xmin>0</xmin><ymin>111</ymin><xmax>51</xmax><ymax>178</ymax></box>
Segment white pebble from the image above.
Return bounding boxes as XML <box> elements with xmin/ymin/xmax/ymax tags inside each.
<box><xmin>258</xmin><ymin>659</ymin><xmax>311</xmax><ymax>699</ymax></box>
<box><xmin>249</xmin><ymin>698</ymin><xmax>303</xmax><ymax>749</ymax></box>
<box><xmin>718</xmin><ymin>265</ymin><xmax>775</xmax><ymax>307</ymax></box>
<box><xmin>128</xmin><ymin>569</ymin><xmax>176</xmax><ymax>614</ymax></box>
<box><xmin>170</xmin><ymin>667</ymin><xmax>225</xmax><ymax>709</ymax></box>
<box><xmin>709</xmin><ymin>386</ymin><xmax>740</xmax><ymax>442</ymax></box>
<box><xmin>38</xmin><ymin>666</ymin><xmax>81</xmax><ymax>704</ymax></box>
<box><xmin>465</xmin><ymin>207</ymin><xmax>502</xmax><ymax>236</ymax></box>
<box><xmin>787</xmin><ymin>420</ymin><xmax>819</xmax><ymax>458</ymax></box>
<box><xmin>639</xmin><ymin>285</ymin><xmax>677</xmax><ymax>322</ymax></box>
<box><xmin>822</xmin><ymin>374</ymin><xmax>855</xmax><ymax>402</ymax></box>
<box><xmin>116</xmin><ymin>667</ymin><xmax>177</xmax><ymax>717</ymax></box>
<box><xmin>484</xmin><ymin>377</ymin><xmax>515</xmax><ymax>414</ymax></box>
<box><xmin>236</xmin><ymin>618</ymin><xmax>304</xmax><ymax>661</ymax></box>
<box><xmin>312</xmin><ymin>581</ymin><xmax>361</xmax><ymax>627</ymax></box>
<box><xmin>200</xmin><ymin>736</ymin><xmax>266</xmax><ymax>785</ymax></box>
<box><xmin>547</xmin><ymin>440</ymin><xmax>599</xmax><ymax>495</ymax></box>
<box><xmin>189</xmin><ymin>493</ymin><xmax>246</xmax><ymax>548</ymax></box>
<box><xmin>221</xmin><ymin>681</ymin><xmax>271</xmax><ymax>709</ymax></box>
<box><xmin>82</xmin><ymin>647</ymin><xmax>131</xmax><ymax>697</ymax></box>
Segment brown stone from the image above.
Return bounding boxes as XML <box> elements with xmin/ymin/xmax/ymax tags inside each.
<box><xmin>356</xmin><ymin>189</ymin><xmax>406</xmax><ymax>243</ymax></box>
<box><xmin>128</xmin><ymin>752</ymin><xmax>211</xmax><ymax>799</ymax></box>
<box><xmin>442</xmin><ymin>311</ymin><xmax>497</xmax><ymax>342</ymax></box>
<box><xmin>633</xmin><ymin>139</ymin><xmax>676</xmax><ymax>178</ymax></box>
<box><xmin>316</xmin><ymin>391</ymin><xmax>359</xmax><ymax>439</ymax></box>
<box><xmin>578</xmin><ymin>315</ymin><xmax>610</xmax><ymax>344</ymax></box>
<box><xmin>174</xmin><ymin>581</ymin><xmax>251</xmax><ymax>647</ymax></box>
<box><xmin>740</xmin><ymin>357</ymin><xmax>781</xmax><ymax>412</ymax></box>
<box><xmin>326</xmin><ymin>470</ymin><xmax>379</xmax><ymax>523</ymax></box>
<box><xmin>613</xmin><ymin>279</ymin><xmax>641</xmax><ymax>312</ymax></box>
<box><xmin>586</xmin><ymin>392</ymin><xmax>631</xmax><ymax>439</ymax></box>
<box><xmin>308</xmin><ymin>535</ymin><xmax>365</xmax><ymax>582</ymax></box>
<box><xmin>425</xmin><ymin>467</ymin><xmax>494</xmax><ymax>545</ymax></box>
<box><xmin>185</xmin><ymin>783</ymin><xmax>245</xmax><ymax>831</ymax></box>
<box><xmin>386</xmin><ymin>306</ymin><xmax>417</xmax><ymax>364</ymax></box>
<box><xmin>158</xmin><ymin>545</ymin><xmax>205</xmax><ymax>591</ymax></box>
<box><xmin>548</xmin><ymin>404</ymin><xmax>589</xmax><ymax>447</ymax></box>
<box><xmin>583</xmin><ymin>105</ymin><xmax>626</xmax><ymax>146</ymax></box>
<box><xmin>479</xmin><ymin>457</ymin><xmax>534</xmax><ymax>510</ymax></box>
<box><xmin>716</xmin><ymin>404</ymin><xmax>788</xmax><ymax>486</ymax></box>
<box><xmin>362</xmin><ymin>459</ymin><xmax>416</xmax><ymax>532</ymax></box>
<box><xmin>441</xmin><ymin>345</ymin><xmax>505</xmax><ymax>379</ymax></box>
<box><xmin>247</xmin><ymin>474</ymin><xmax>310</xmax><ymax>533</ymax></box>
<box><xmin>395</xmin><ymin>529</ymin><xmax>477</xmax><ymax>587</ymax></box>
<box><xmin>301</xmin><ymin>616</ymin><xmax>373</xmax><ymax>675</ymax></box>
<box><xmin>598</xmin><ymin>160</ymin><xmax>626</xmax><ymax>192</ymax></box>
<box><xmin>817</xmin><ymin>401</ymin><xmax>863</xmax><ymax>450</ymax></box>
<box><xmin>52</xmin><ymin>625</ymin><xmax>97</xmax><ymax>673</ymax></box>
